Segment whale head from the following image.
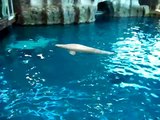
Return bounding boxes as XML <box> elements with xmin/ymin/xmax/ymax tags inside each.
<box><xmin>55</xmin><ymin>44</ymin><xmax>64</xmax><ymax>47</ymax></box>
<box><xmin>55</xmin><ymin>44</ymin><xmax>69</xmax><ymax>49</ymax></box>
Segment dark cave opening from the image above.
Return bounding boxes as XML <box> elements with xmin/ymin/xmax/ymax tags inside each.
<box><xmin>97</xmin><ymin>1</ymin><xmax>114</xmax><ymax>16</ymax></box>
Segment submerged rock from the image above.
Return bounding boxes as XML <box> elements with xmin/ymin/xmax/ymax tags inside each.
<box><xmin>6</xmin><ymin>37</ymin><xmax>57</xmax><ymax>50</ymax></box>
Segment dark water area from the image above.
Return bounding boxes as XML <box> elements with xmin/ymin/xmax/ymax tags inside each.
<box><xmin>0</xmin><ymin>17</ymin><xmax>160</xmax><ymax>120</ymax></box>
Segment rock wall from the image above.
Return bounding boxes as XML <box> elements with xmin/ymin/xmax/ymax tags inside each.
<box><xmin>13</xmin><ymin>0</ymin><xmax>160</xmax><ymax>25</ymax></box>
<box><xmin>13</xmin><ymin>0</ymin><xmax>97</xmax><ymax>25</ymax></box>
<box><xmin>109</xmin><ymin>0</ymin><xmax>149</xmax><ymax>17</ymax></box>
<box><xmin>110</xmin><ymin>0</ymin><xmax>160</xmax><ymax>17</ymax></box>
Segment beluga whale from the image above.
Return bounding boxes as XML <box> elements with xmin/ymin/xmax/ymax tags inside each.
<box><xmin>55</xmin><ymin>43</ymin><xmax>114</xmax><ymax>55</ymax></box>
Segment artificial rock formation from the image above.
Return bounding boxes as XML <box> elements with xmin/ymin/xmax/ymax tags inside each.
<box><xmin>13</xmin><ymin>0</ymin><xmax>160</xmax><ymax>25</ymax></box>
<box><xmin>109</xmin><ymin>0</ymin><xmax>149</xmax><ymax>17</ymax></box>
<box><xmin>13</xmin><ymin>0</ymin><xmax>97</xmax><ymax>25</ymax></box>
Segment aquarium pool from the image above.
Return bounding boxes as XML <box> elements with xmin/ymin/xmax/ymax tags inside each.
<box><xmin>0</xmin><ymin>18</ymin><xmax>160</xmax><ymax>120</ymax></box>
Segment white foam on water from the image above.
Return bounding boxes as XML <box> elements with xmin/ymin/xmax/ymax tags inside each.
<box><xmin>119</xmin><ymin>82</ymin><xmax>151</xmax><ymax>90</ymax></box>
<box><xmin>150</xmin><ymin>93</ymin><xmax>159</xmax><ymax>98</ymax></box>
<box><xmin>37</xmin><ymin>54</ymin><xmax>45</xmax><ymax>59</ymax></box>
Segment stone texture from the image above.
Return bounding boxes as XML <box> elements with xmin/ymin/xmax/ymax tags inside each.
<box><xmin>14</xmin><ymin>0</ymin><xmax>97</xmax><ymax>25</ymax></box>
<box><xmin>110</xmin><ymin>0</ymin><xmax>149</xmax><ymax>17</ymax></box>
<box><xmin>47</xmin><ymin>5</ymin><xmax>62</xmax><ymax>24</ymax></box>
<box><xmin>13</xmin><ymin>0</ymin><xmax>160</xmax><ymax>25</ymax></box>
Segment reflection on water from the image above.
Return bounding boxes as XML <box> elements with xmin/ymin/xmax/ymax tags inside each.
<box><xmin>0</xmin><ymin>18</ymin><xmax>160</xmax><ymax>120</ymax></box>
<box><xmin>104</xmin><ymin>25</ymin><xmax>160</xmax><ymax>80</ymax></box>
<box><xmin>2</xmin><ymin>83</ymin><xmax>90</xmax><ymax>120</ymax></box>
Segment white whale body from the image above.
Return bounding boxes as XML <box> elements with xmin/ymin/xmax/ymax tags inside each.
<box><xmin>55</xmin><ymin>43</ymin><xmax>114</xmax><ymax>55</ymax></box>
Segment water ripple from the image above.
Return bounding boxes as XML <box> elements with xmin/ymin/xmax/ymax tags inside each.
<box><xmin>102</xmin><ymin>25</ymin><xmax>160</xmax><ymax>80</ymax></box>
<box><xmin>1</xmin><ymin>83</ymin><xmax>91</xmax><ymax>119</ymax></box>
<box><xmin>1</xmin><ymin>18</ymin><xmax>160</xmax><ymax>120</ymax></box>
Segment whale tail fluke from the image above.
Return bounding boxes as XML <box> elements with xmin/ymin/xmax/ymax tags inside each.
<box><xmin>101</xmin><ymin>51</ymin><xmax>114</xmax><ymax>55</ymax></box>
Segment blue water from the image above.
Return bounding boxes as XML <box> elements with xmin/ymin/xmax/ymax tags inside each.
<box><xmin>0</xmin><ymin>18</ymin><xmax>160</xmax><ymax>120</ymax></box>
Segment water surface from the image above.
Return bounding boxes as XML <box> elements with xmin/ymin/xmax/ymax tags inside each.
<box><xmin>0</xmin><ymin>18</ymin><xmax>160</xmax><ymax>120</ymax></box>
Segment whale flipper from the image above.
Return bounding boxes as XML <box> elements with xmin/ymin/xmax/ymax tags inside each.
<box><xmin>69</xmin><ymin>50</ymin><xmax>76</xmax><ymax>55</ymax></box>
